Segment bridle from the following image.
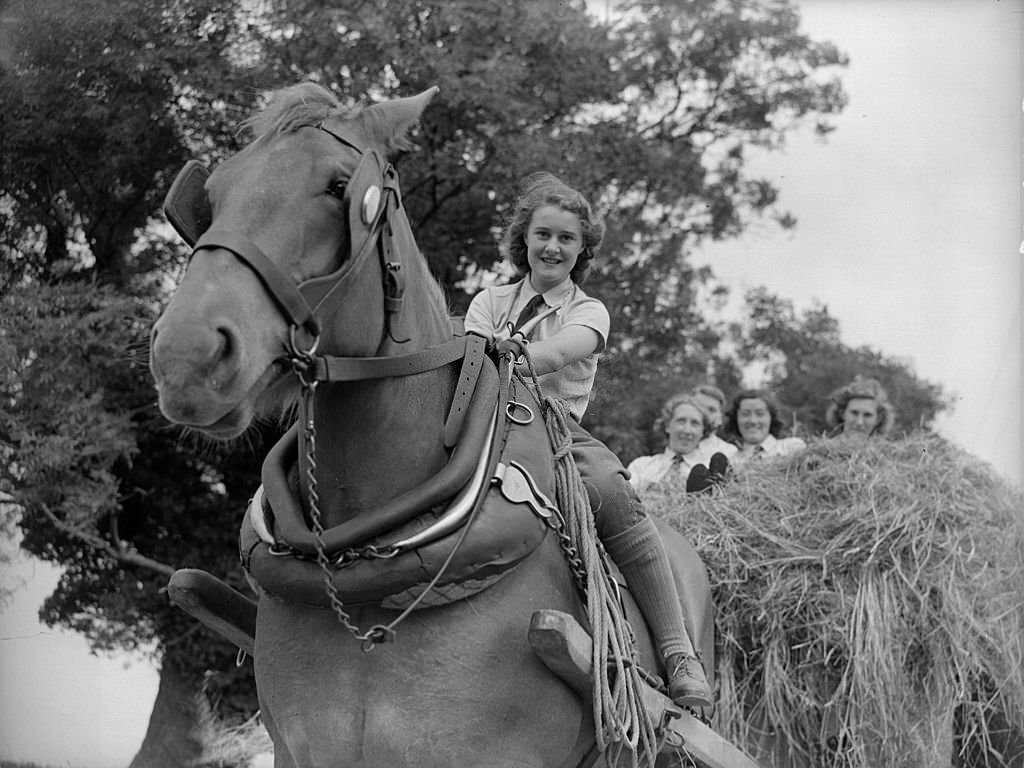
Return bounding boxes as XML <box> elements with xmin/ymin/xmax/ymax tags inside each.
<box><xmin>187</xmin><ymin>122</ymin><xmax>409</xmax><ymax>376</ymax></box>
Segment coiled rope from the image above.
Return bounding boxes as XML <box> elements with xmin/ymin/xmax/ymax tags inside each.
<box><xmin>519</xmin><ymin>359</ymin><xmax>659</xmax><ymax>768</ymax></box>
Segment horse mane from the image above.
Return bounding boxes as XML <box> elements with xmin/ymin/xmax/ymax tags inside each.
<box><xmin>243</xmin><ymin>82</ymin><xmax>417</xmax><ymax>154</ymax></box>
<box><xmin>242</xmin><ymin>82</ymin><xmax>346</xmax><ymax>138</ymax></box>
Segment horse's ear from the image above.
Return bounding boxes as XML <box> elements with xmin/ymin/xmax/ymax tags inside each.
<box><xmin>363</xmin><ymin>87</ymin><xmax>440</xmax><ymax>153</ymax></box>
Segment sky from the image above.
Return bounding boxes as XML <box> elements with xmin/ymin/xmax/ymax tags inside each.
<box><xmin>0</xmin><ymin>1</ymin><xmax>1020</xmax><ymax>766</ymax></box>
<box><xmin>696</xmin><ymin>0</ymin><xmax>1021</xmax><ymax>486</ymax></box>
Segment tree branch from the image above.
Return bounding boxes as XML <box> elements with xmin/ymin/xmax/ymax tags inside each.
<box><xmin>38</xmin><ymin>502</ymin><xmax>176</xmax><ymax>578</ymax></box>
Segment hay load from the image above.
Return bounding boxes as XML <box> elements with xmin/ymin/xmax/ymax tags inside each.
<box><xmin>646</xmin><ymin>432</ymin><xmax>1024</xmax><ymax>767</ymax></box>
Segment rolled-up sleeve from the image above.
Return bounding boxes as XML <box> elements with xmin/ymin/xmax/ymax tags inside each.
<box><xmin>561</xmin><ymin>295</ymin><xmax>610</xmax><ymax>353</ymax></box>
<box><xmin>463</xmin><ymin>291</ymin><xmax>497</xmax><ymax>340</ymax></box>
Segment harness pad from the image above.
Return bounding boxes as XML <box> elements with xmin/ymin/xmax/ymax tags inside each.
<box><xmin>241</xmin><ymin>375</ymin><xmax>556</xmax><ymax>609</ymax></box>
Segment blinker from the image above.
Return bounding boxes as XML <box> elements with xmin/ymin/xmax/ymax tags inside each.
<box><xmin>164</xmin><ymin>160</ymin><xmax>213</xmax><ymax>247</ymax></box>
<box><xmin>361</xmin><ymin>185</ymin><xmax>381</xmax><ymax>226</ymax></box>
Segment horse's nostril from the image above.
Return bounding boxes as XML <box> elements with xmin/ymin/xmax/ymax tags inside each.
<box><xmin>207</xmin><ymin>323</ymin><xmax>244</xmax><ymax>388</ymax></box>
<box><xmin>216</xmin><ymin>327</ymin><xmax>234</xmax><ymax>362</ymax></box>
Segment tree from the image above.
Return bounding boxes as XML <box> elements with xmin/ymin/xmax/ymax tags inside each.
<box><xmin>0</xmin><ymin>0</ymin><xmax>272</xmax><ymax>763</ymax></box>
<box><xmin>1</xmin><ymin>1</ymin><xmax>859</xmax><ymax>765</ymax></box>
<box><xmin>0</xmin><ymin>0</ymin><xmax>273</xmax><ymax>288</ymax></box>
<box><xmin>0</xmin><ymin>280</ymin><xmax>266</xmax><ymax>767</ymax></box>
<box><xmin>733</xmin><ymin>287</ymin><xmax>949</xmax><ymax>435</ymax></box>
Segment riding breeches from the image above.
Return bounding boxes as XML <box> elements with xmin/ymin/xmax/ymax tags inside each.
<box><xmin>567</xmin><ymin>417</ymin><xmax>692</xmax><ymax>659</ymax></box>
<box><xmin>567</xmin><ymin>417</ymin><xmax>646</xmax><ymax>540</ymax></box>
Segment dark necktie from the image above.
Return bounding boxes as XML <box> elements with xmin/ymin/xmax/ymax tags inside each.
<box><xmin>512</xmin><ymin>294</ymin><xmax>547</xmax><ymax>333</ymax></box>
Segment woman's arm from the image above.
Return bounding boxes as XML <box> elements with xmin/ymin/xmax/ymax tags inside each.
<box><xmin>518</xmin><ymin>324</ymin><xmax>601</xmax><ymax>375</ymax></box>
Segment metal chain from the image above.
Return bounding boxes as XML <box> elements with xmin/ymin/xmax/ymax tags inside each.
<box><xmin>511</xmin><ymin>356</ymin><xmax>590</xmax><ymax>594</ymax></box>
<box><xmin>533</xmin><ymin>502</ymin><xmax>588</xmax><ymax>592</ymax></box>
<box><xmin>302</xmin><ymin>380</ymin><xmax>393</xmax><ymax>650</ymax></box>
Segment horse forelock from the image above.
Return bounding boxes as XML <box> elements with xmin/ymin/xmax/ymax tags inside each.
<box><xmin>242</xmin><ymin>83</ymin><xmax>421</xmax><ymax>159</ymax></box>
<box><xmin>242</xmin><ymin>82</ymin><xmax>359</xmax><ymax>141</ymax></box>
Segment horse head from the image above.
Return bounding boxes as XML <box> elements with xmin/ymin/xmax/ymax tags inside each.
<box><xmin>150</xmin><ymin>82</ymin><xmax>444</xmax><ymax>439</ymax></box>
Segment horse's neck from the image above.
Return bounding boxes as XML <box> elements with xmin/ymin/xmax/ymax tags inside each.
<box><xmin>298</xmin><ymin>281</ymin><xmax>455</xmax><ymax>529</ymax></box>
<box><xmin>296</xmin><ymin>370</ymin><xmax>453</xmax><ymax>527</ymax></box>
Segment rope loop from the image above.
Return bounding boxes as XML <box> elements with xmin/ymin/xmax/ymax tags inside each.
<box><xmin>514</xmin><ymin>344</ymin><xmax>658</xmax><ymax>768</ymax></box>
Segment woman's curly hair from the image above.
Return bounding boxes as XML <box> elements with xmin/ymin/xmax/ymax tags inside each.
<box><xmin>654</xmin><ymin>393</ymin><xmax>714</xmax><ymax>442</ymax></box>
<box><xmin>825</xmin><ymin>377</ymin><xmax>895</xmax><ymax>436</ymax></box>
<box><xmin>722</xmin><ymin>388</ymin><xmax>787</xmax><ymax>442</ymax></box>
<box><xmin>500</xmin><ymin>172</ymin><xmax>604</xmax><ymax>285</ymax></box>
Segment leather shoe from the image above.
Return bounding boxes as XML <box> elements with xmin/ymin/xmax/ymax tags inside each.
<box><xmin>666</xmin><ymin>652</ymin><xmax>712</xmax><ymax>709</ymax></box>
<box><xmin>708</xmin><ymin>452</ymin><xmax>732</xmax><ymax>486</ymax></box>
<box><xmin>685</xmin><ymin>464</ymin><xmax>712</xmax><ymax>494</ymax></box>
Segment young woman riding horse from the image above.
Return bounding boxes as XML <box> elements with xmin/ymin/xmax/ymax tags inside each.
<box><xmin>464</xmin><ymin>172</ymin><xmax>710</xmax><ymax>709</ymax></box>
<box><xmin>150</xmin><ymin>82</ymin><xmax>715</xmax><ymax>768</ymax></box>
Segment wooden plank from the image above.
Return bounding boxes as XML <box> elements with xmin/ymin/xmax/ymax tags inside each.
<box><xmin>167</xmin><ymin>568</ymin><xmax>257</xmax><ymax>656</ymax></box>
<box><xmin>528</xmin><ymin>610</ymin><xmax>763</xmax><ymax>768</ymax></box>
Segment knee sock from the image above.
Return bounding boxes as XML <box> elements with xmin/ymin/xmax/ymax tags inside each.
<box><xmin>602</xmin><ymin>516</ymin><xmax>694</xmax><ymax>661</ymax></box>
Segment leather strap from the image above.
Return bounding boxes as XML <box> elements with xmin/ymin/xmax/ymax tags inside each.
<box><xmin>312</xmin><ymin>336</ymin><xmax>470</xmax><ymax>382</ymax></box>
<box><xmin>194</xmin><ymin>228</ymin><xmax>319</xmax><ymax>336</ymax></box>
<box><xmin>298</xmin><ymin>147</ymin><xmax>389</xmax><ymax>322</ymax></box>
<box><xmin>443</xmin><ymin>335</ymin><xmax>487</xmax><ymax>448</ymax></box>
<box><xmin>176</xmin><ymin>124</ymin><xmax>397</xmax><ymax>342</ymax></box>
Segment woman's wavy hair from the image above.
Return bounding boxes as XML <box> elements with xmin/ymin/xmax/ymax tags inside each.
<box><xmin>500</xmin><ymin>172</ymin><xmax>604</xmax><ymax>285</ymax></box>
<box><xmin>722</xmin><ymin>388</ymin><xmax>787</xmax><ymax>442</ymax></box>
<box><xmin>654</xmin><ymin>393</ymin><xmax>714</xmax><ymax>442</ymax></box>
<box><xmin>825</xmin><ymin>377</ymin><xmax>895</xmax><ymax>436</ymax></box>
<box><xmin>692</xmin><ymin>384</ymin><xmax>727</xmax><ymax>409</ymax></box>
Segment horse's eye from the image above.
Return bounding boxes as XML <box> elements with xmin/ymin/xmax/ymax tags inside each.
<box><xmin>326</xmin><ymin>179</ymin><xmax>348</xmax><ymax>200</ymax></box>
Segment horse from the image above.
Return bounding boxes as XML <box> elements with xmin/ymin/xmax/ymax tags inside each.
<box><xmin>150</xmin><ymin>82</ymin><xmax>716</xmax><ymax>768</ymax></box>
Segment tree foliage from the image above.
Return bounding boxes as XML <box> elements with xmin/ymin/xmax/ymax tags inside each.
<box><xmin>0</xmin><ymin>280</ymin><xmax>260</xmax><ymax>720</ymax></box>
<box><xmin>734</xmin><ymin>287</ymin><xmax>949</xmax><ymax>436</ymax></box>
<box><xmin>0</xmin><ymin>0</ymin><xmax>270</xmax><ymax>289</ymax></box>
<box><xmin>0</xmin><ymin>0</ymin><xmax>270</xmax><ymax>755</ymax></box>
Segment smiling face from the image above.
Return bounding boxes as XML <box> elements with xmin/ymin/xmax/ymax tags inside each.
<box><xmin>524</xmin><ymin>204</ymin><xmax>584</xmax><ymax>293</ymax></box>
<box><xmin>736</xmin><ymin>397</ymin><xmax>772</xmax><ymax>446</ymax></box>
<box><xmin>842</xmin><ymin>397</ymin><xmax>880</xmax><ymax>438</ymax></box>
<box><xmin>666</xmin><ymin>402</ymin><xmax>706</xmax><ymax>456</ymax></box>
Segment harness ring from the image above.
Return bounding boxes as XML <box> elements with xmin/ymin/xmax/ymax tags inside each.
<box><xmin>506</xmin><ymin>400</ymin><xmax>534</xmax><ymax>425</ymax></box>
<box><xmin>288</xmin><ymin>324</ymin><xmax>321</xmax><ymax>359</ymax></box>
<box><xmin>288</xmin><ymin>325</ymin><xmax>322</xmax><ymax>387</ymax></box>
